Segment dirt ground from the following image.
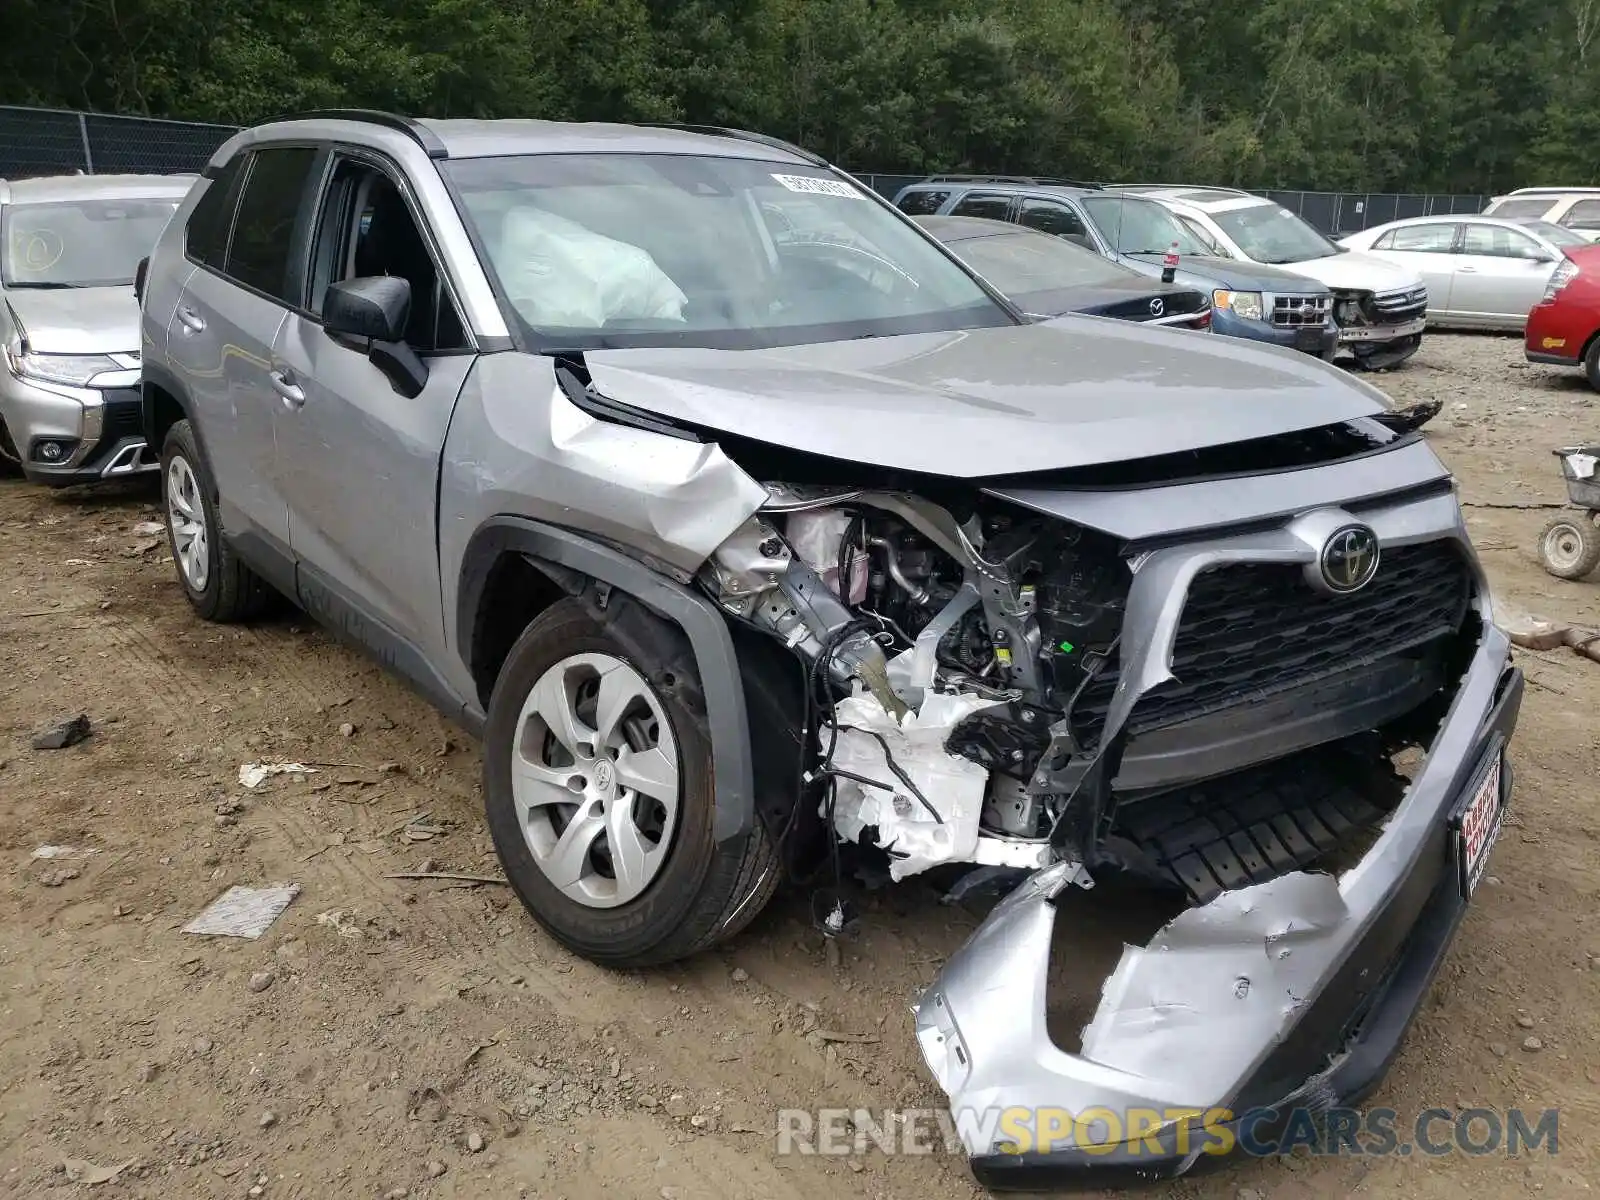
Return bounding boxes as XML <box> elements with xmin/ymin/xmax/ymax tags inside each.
<box><xmin>3</xmin><ymin>333</ymin><xmax>1600</xmax><ymax>1200</ymax></box>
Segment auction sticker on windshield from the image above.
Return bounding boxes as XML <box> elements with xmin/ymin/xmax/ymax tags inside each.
<box><xmin>1453</xmin><ymin>749</ymin><xmax>1504</xmax><ymax>898</ymax></box>
<box><xmin>772</xmin><ymin>174</ymin><xmax>862</xmax><ymax>198</ymax></box>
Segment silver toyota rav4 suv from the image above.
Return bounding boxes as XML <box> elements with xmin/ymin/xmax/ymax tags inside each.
<box><xmin>1</xmin><ymin>172</ymin><xmax>193</xmax><ymax>483</ymax></box>
<box><xmin>139</xmin><ymin>112</ymin><xmax>1522</xmax><ymax>1185</ymax></box>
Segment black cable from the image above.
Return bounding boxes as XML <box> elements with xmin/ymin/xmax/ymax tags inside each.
<box><xmin>841</xmin><ymin>726</ymin><xmax>943</xmax><ymax>825</ymax></box>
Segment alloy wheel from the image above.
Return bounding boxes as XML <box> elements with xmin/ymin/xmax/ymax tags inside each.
<box><xmin>166</xmin><ymin>454</ymin><xmax>210</xmax><ymax>592</ymax></box>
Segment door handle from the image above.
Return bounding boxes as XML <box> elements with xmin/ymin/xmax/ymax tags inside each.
<box><xmin>176</xmin><ymin>305</ymin><xmax>206</xmax><ymax>333</ymax></box>
<box><xmin>269</xmin><ymin>369</ymin><xmax>306</xmax><ymax>409</ymax></box>
<box><xmin>1457</xmin><ymin>266</ymin><xmax>1478</xmax><ymax>273</ymax></box>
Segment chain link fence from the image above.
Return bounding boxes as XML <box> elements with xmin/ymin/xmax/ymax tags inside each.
<box><xmin>0</xmin><ymin>105</ymin><xmax>238</xmax><ymax>180</ymax></box>
<box><xmin>851</xmin><ymin>172</ymin><xmax>1488</xmax><ymax>236</ymax></box>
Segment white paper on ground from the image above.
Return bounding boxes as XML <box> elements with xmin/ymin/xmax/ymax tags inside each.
<box><xmin>181</xmin><ymin>884</ymin><xmax>301</xmax><ymax>939</ymax></box>
<box><xmin>238</xmin><ymin>762</ymin><xmax>318</xmax><ymax>788</ymax></box>
<box><xmin>825</xmin><ymin>690</ymin><xmax>1003</xmax><ymax>880</ymax></box>
<box><xmin>32</xmin><ymin>845</ymin><xmax>96</xmax><ymax>860</ymax></box>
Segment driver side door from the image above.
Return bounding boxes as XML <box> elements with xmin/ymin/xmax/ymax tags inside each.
<box><xmin>271</xmin><ymin>149</ymin><xmax>475</xmax><ymax>707</ymax></box>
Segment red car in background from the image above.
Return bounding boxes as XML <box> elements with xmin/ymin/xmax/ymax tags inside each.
<box><xmin>1525</xmin><ymin>244</ymin><xmax>1600</xmax><ymax>386</ymax></box>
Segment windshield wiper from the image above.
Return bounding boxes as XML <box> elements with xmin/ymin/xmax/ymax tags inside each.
<box><xmin>6</xmin><ymin>281</ymin><xmax>84</xmax><ymax>290</ymax></box>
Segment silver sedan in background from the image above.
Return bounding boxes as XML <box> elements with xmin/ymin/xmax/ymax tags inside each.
<box><xmin>1339</xmin><ymin>215</ymin><xmax>1587</xmax><ymax>330</ymax></box>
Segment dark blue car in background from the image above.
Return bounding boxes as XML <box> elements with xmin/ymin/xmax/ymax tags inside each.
<box><xmin>894</xmin><ymin>176</ymin><xmax>1339</xmax><ymax>359</ymax></box>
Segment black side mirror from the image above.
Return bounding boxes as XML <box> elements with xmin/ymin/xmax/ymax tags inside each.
<box><xmin>325</xmin><ymin>276</ymin><xmax>410</xmax><ymax>341</ymax></box>
<box><xmin>322</xmin><ymin>277</ymin><xmax>428</xmax><ymax>398</ymax></box>
<box><xmin>133</xmin><ymin>256</ymin><xmax>149</xmax><ymax>306</ymax></box>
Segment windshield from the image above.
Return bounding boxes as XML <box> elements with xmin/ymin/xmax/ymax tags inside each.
<box><xmin>936</xmin><ymin>226</ymin><xmax>1134</xmax><ymax>299</ymax></box>
<box><xmin>443</xmin><ymin>154</ymin><xmax>1011</xmax><ymax>350</ymax></box>
<box><xmin>1080</xmin><ymin>196</ymin><xmax>1212</xmax><ymax>255</ymax></box>
<box><xmin>1213</xmin><ymin>203</ymin><xmax>1339</xmax><ymax>263</ymax></box>
<box><xmin>1520</xmin><ymin>220</ymin><xmax>1588</xmax><ymax>247</ymax></box>
<box><xmin>2</xmin><ymin>197</ymin><xmax>179</xmax><ymax>288</ymax></box>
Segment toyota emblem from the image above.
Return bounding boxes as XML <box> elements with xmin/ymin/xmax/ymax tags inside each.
<box><xmin>1149</xmin><ymin>297</ymin><xmax>1165</xmax><ymax>317</ymax></box>
<box><xmin>1319</xmin><ymin>525</ymin><xmax>1380</xmax><ymax>593</ymax></box>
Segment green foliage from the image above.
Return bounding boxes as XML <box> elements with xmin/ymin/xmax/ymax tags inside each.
<box><xmin>0</xmin><ymin>0</ymin><xmax>1591</xmax><ymax>191</ymax></box>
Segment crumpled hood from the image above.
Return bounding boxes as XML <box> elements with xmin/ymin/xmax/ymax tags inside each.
<box><xmin>1122</xmin><ymin>253</ymin><xmax>1329</xmax><ymax>295</ymax></box>
<box><xmin>583</xmin><ymin>320</ymin><xmax>1389</xmax><ymax>479</ymax></box>
<box><xmin>1268</xmin><ymin>250</ymin><xmax>1422</xmax><ymax>294</ymax></box>
<box><xmin>4</xmin><ymin>285</ymin><xmax>139</xmax><ymax>354</ymax></box>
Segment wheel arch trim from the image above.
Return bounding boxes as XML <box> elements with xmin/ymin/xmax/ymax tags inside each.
<box><xmin>140</xmin><ymin>361</ymin><xmax>214</xmax><ymax>476</ymax></box>
<box><xmin>457</xmin><ymin>517</ymin><xmax>755</xmax><ymax>843</ymax></box>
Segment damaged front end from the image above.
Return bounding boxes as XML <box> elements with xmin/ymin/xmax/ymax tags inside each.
<box><xmin>1333</xmin><ymin>286</ymin><xmax>1428</xmax><ymax>370</ymax></box>
<box><xmin>691</xmin><ymin>414</ymin><xmax>1522</xmax><ymax>1185</ymax></box>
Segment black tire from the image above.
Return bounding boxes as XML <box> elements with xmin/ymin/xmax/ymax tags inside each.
<box><xmin>0</xmin><ymin>415</ymin><xmax>21</xmax><ymax>476</ymax></box>
<box><xmin>484</xmin><ymin>598</ymin><xmax>779</xmax><ymax>968</ymax></box>
<box><xmin>1584</xmin><ymin>337</ymin><xmax>1600</xmax><ymax>391</ymax></box>
<box><xmin>1538</xmin><ymin>512</ymin><xmax>1600</xmax><ymax>580</ymax></box>
<box><xmin>160</xmin><ymin>419</ymin><xmax>274</xmax><ymax>622</ymax></box>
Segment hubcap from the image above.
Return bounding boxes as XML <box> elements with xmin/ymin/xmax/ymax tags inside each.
<box><xmin>1544</xmin><ymin>521</ymin><xmax>1586</xmax><ymax>571</ymax></box>
<box><xmin>166</xmin><ymin>455</ymin><xmax>209</xmax><ymax>592</ymax></box>
<box><xmin>511</xmin><ymin>652</ymin><xmax>680</xmax><ymax>908</ymax></box>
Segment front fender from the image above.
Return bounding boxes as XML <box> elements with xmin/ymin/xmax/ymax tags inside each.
<box><xmin>457</xmin><ymin>517</ymin><xmax>756</xmax><ymax>843</ymax></box>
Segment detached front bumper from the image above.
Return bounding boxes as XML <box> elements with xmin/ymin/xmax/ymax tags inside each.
<box><xmin>913</xmin><ymin>623</ymin><xmax>1522</xmax><ymax>1189</ymax></box>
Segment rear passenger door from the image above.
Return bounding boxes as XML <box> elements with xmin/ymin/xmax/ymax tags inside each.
<box><xmin>270</xmin><ymin>148</ymin><xmax>474</xmax><ymax>697</ymax></box>
<box><xmin>165</xmin><ymin>146</ymin><xmax>320</xmax><ymax>558</ymax></box>
<box><xmin>1016</xmin><ymin>196</ymin><xmax>1099</xmax><ymax>253</ymax></box>
<box><xmin>1449</xmin><ymin>222</ymin><xmax>1556</xmax><ymax>325</ymax></box>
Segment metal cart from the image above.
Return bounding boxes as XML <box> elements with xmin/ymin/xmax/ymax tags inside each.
<box><xmin>1538</xmin><ymin>445</ymin><xmax>1600</xmax><ymax>579</ymax></box>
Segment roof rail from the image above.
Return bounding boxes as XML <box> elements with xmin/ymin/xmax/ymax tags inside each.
<box><xmin>277</xmin><ymin>109</ymin><xmax>448</xmax><ymax>158</ymax></box>
<box><xmin>637</xmin><ymin>124</ymin><xmax>828</xmax><ymax>166</ymax></box>
<box><xmin>1116</xmin><ymin>182</ymin><xmax>1253</xmax><ymax>196</ymax></box>
<box><xmin>1505</xmin><ymin>186</ymin><xmax>1600</xmax><ymax>196</ymax></box>
<box><xmin>922</xmin><ymin>173</ymin><xmax>1103</xmax><ymax>190</ymax></box>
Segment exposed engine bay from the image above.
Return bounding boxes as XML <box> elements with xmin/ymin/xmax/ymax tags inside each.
<box><xmin>696</xmin><ymin>468</ymin><xmax>1478</xmax><ymax>905</ymax></box>
<box><xmin>702</xmin><ymin>482</ymin><xmax>1125</xmax><ymax>885</ymax></box>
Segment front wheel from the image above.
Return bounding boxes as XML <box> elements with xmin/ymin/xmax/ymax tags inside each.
<box><xmin>483</xmin><ymin>598</ymin><xmax>778</xmax><ymax>967</ymax></box>
<box><xmin>1538</xmin><ymin>512</ymin><xmax>1600</xmax><ymax>580</ymax></box>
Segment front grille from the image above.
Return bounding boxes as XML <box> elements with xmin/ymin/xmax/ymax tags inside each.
<box><xmin>1372</xmin><ymin>286</ymin><xmax>1428</xmax><ymax>323</ymax></box>
<box><xmin>1271</xmin><ymin>294</ymin><xmax>1330</xmax><ymax>327</ymax></box>
<box><xmin>1070</xmin><ymin>540</ymin><xmax>1471</xmax><ymax>750</ymax></box>
<box><xmin>100</xmin><ymin>392</ymin><xmax>144</xmax><ymax>440</ymax></box>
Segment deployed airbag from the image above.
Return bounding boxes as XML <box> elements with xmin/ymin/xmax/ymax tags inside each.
<box><xmin>497</xmin><ymin>207</ymin><xmax>687</xmax><ymax>329</ymax></box>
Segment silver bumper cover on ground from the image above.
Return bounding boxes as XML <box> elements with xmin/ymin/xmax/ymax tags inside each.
<box><xmin>914</xmin><ymin>608</ymin><xmax>1522</xmax><ymax>1188</ymax></box>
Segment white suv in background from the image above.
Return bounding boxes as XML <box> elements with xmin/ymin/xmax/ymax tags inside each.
<box><xmin>1126</xmin><ymin>185</ymin><xmax>1429</xmax><ymax>369</ymax></box>
<box><xmin>1483</xmin><ymin>188</ymin><xmax>1600</xmax><ymax>241</ymax></box>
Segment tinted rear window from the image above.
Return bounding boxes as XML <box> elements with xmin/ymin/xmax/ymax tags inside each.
<box><xmin>896</xmin><ymin>189</ymin><xmax>950</xmax><ymax>216</ymax></box>
<box><xmin>226</xmin><ymin>147</ymin><xmax>317</xmax><ymax>302</ymax></box>
<box><xmin>950</xmin><ymin>192</ymin><xmax>1013</xmax><ymax>221</ymax></box>
<box><xmin>186</xmin><ymin>157</ymin><xmax>246</xmax><ymax>267</ymax></box>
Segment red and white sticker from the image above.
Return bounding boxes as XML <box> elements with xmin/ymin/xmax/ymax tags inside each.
<box><xmin>770</xmin><ymin>174</ymin><xmax>862</xmax><ymax>199</ymax></box>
